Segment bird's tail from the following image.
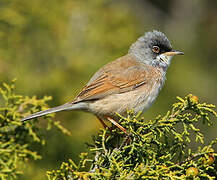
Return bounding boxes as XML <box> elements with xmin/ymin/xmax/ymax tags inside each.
<box><xmin>21</xmin><ymin>102</ymin><xmax>84</xmax><ymax>122</ymax></box>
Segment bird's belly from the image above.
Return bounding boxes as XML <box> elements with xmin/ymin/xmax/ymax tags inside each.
<box><xmin>138</xmin><ymin>83</ymin><xmax>162</xmax><ymax>113</ymax></box>
<box><xmin>133</xmin><ymin>81</ymin><xmax>163</xmax><ymax>114</ymax></box>
<box><xmin>88</xmin><ymin>80</ymin><xmax>163</xmax><ymax>120</ymax></box>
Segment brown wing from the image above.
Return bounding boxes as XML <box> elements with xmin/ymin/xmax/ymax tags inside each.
<box><xmin>73</xmin><ymin>54</ymin><xmax>148</xmax><ymax>103</ymax></box>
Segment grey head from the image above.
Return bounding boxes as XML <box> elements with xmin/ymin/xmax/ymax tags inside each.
<box><xmin>129</xmin><ymin>30</ymin><xmax>184</xmax><ymax>70</ymax></box>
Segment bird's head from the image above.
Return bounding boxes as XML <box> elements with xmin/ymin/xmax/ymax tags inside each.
<box><xmin>129</xmin><ymin>30</ymin><xmax>184</xmax><ymax>70</ymax></box>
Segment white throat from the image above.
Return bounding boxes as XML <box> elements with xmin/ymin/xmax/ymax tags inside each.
<box><xmin>156</xmin><ymin>54</ymin><xmax>173</xmax><ymax>66</ymax></box>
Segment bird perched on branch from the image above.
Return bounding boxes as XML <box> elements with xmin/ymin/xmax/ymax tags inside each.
<box><xmin>21</xmin><ymin>30</ymin><xmax>184</xmax><ymax>134</ymax></box>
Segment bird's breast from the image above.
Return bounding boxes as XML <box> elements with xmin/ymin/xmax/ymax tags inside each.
<box><xmin>133</xmin><ymin>67</ymin><xmax>166</xmax><ymax>114</ymax></box>
<box><xmin>88</xmin><ymin>67</ymin><xmax>166</xmax><ymax>120</ymax></box>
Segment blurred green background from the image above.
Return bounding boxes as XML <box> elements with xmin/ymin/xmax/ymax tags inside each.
<box><xmin>0</xmin><ymin>0</ymin><xmax>216</xmax><ymax>179</ymax></box>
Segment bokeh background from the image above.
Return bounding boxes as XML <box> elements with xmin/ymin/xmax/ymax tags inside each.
<box><xmin>0</xmin><ymin>0</ymin><xmax>216</xmax><ymax>179</ymax></box>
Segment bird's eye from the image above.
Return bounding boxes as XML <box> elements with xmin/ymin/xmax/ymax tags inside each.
<box><xmin>152</xmin><ymin>46</ymin><xmax>160</xmax><ymax>54</ymax></box>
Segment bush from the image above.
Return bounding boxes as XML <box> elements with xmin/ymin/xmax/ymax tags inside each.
<box><xmin>47</xmin><ymin>95</ymin><xmax>217</xmax><ymax>179</ymax></box>
<box><xmin>0</xmin><ymin>80</ymin><xmax>70</xmax><ymax>180</ymax></box>
<box><xmin>0</xmin><ymin>81</ymin><xmax>216</xmax><ymax>179</ymax></box>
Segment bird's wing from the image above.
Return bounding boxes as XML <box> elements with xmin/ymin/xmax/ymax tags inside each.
<box><xmin>73</xmin><ymin>55</ymin><xmax>148</xmax><ymax>103</ymax></box>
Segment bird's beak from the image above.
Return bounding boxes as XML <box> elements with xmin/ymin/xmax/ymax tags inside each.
<box><xmin>162</xmin><ymin>50</ymin><xmax>184</xmax><ymax>56</ymax></box>
<box><xmin>157</xmin><ymin>49</ymin><xmax>184</xmax><ymax>66</ymax></box>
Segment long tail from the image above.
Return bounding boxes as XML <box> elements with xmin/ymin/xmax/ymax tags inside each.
<box><xmin>21</xmin><ymin>102</ymin><xmax>84</xmax><ymax>122</ymax></box>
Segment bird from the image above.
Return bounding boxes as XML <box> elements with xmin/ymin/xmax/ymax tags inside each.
<box><xmin>21</xmin><ymin>30</ymin><xmax>184</xmax><ymax>134</ymax></box>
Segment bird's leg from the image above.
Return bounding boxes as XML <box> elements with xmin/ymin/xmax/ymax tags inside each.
<box><xmin>106</xmin><ymin>116</ymin><xmax>128</xmax><ymax>135</ymax></box>
<box><xmin>119</xmin><ymin>133</ymin><xmax>131</xmax><ymax>149</ymax></box>
<box><xmin>97</xmin><ymin>117</ymin><xmax>109</xmax><ymax>129</ymax></box>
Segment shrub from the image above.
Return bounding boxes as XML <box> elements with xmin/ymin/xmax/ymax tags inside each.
<box><xmin>0</xmin><ymin>80</ymin><xmax>70</xmax><ymax>180</ymax></box>
<box><xmin>47</xmin><ymin>95</ymin><xmax>217</xmax><ymax>179</ymax></box>
<box><xmin>1</xmin><ymin>80</ymin><xmax>216</xmax><ymax>179</ymax></box>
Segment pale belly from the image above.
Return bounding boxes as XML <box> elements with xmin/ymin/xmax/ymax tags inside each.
<box><xmin>88</xmin><ymin>80</ymin><xmax>164</xmax><ymax>120</ymax></box>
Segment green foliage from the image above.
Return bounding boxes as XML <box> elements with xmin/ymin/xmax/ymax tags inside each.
<box><xmin>0</xmin><ymin>1</ymin><xmax>217</xmax><ymax>179</ymax></box>
<box><xmin>47</xmin><ymin>95</ymin><xmax>217</xmax><ymax>179</ymax></box>
<box><xmin>0</xmin><ymin>80</ymin><xmax>70</xmax><ymax>180</ymax></box>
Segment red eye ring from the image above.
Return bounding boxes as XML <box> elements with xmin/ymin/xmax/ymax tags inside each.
<box><xmin>152</xmin><ymin>46</ymin><xmax>160</xmax><ymax>54</ymax></box>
